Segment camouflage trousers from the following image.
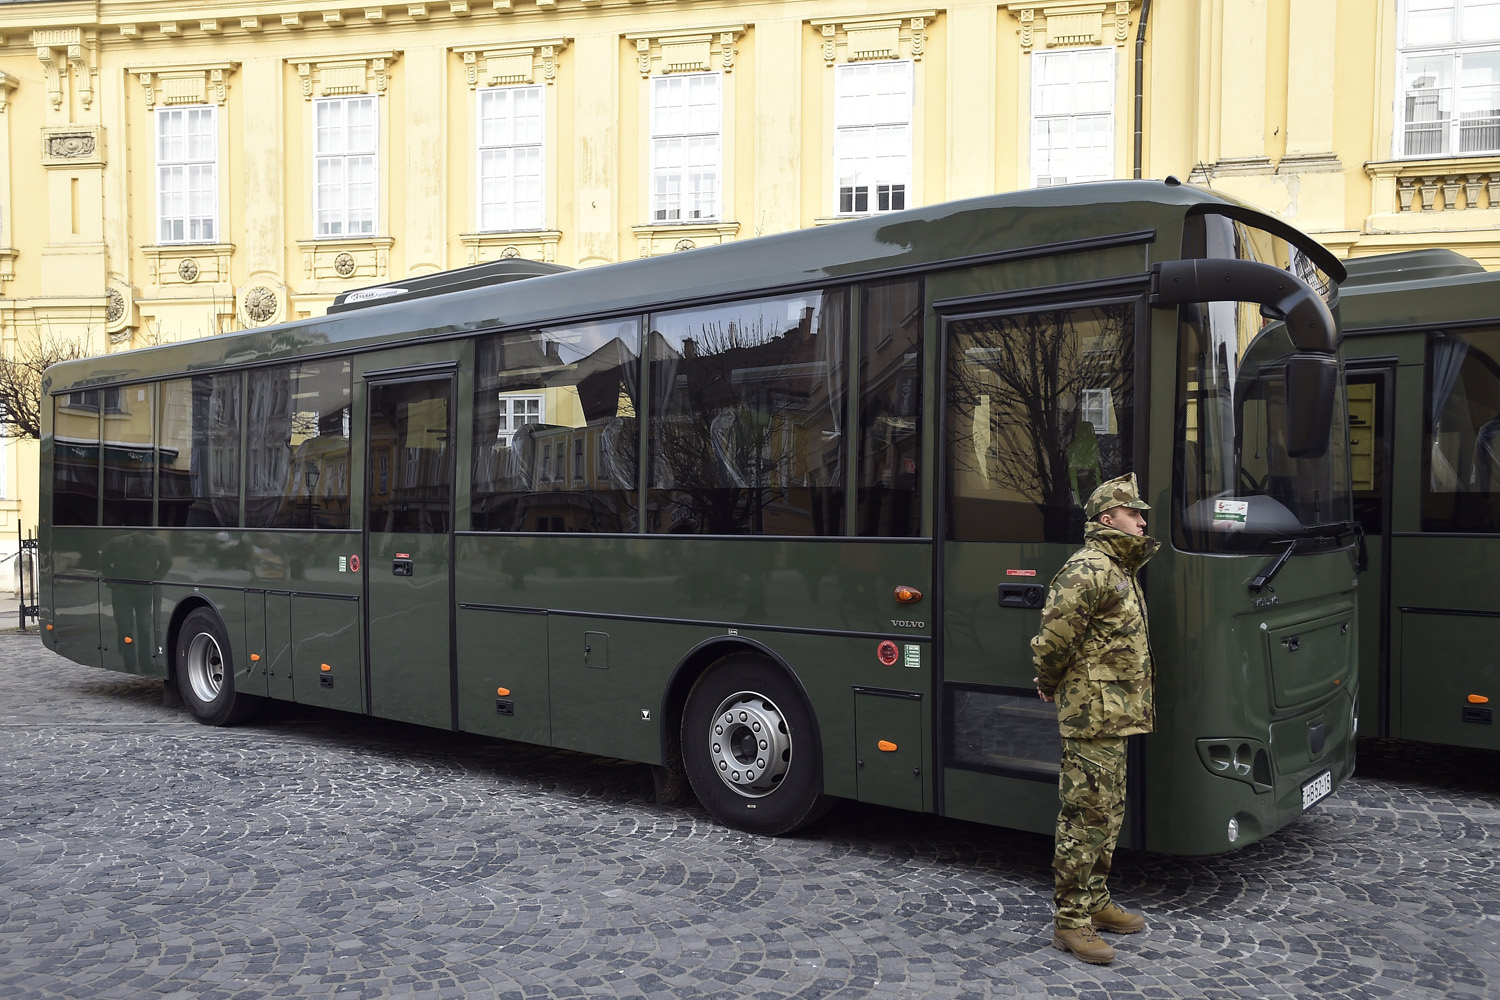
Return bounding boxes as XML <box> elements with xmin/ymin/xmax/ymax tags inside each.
<box><xmin>1052</xmin><ymin>736</ymin><xmax>1127</xmax><ymax>930</ymax></box>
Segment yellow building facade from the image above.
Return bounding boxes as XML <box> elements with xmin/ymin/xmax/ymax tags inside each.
<box><xmin>0</xmin><ymin>0</ymin><xmax>1494</xmax><ymax>555</ymax></box>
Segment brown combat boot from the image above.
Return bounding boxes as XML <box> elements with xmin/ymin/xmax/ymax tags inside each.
<box><xmin>1052</xmin><ymin>924</ymin><xmax>1115</xmax><ymax>964</ymax></box>
<box><xmin>1090</xmin><ymin>902</ymin><xmax>1146</xmax><ymax>934</ymax></box>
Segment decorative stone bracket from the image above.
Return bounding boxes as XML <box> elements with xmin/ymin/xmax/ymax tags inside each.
<box><xmin>1004</xmin><ymin>2</ymin><xmax>1136</xmax><ymax>52</ymax></box>
<box><xmin>296</xmin><ymin>236</ymin><xmax>395</xmax><ymax>281</ymax></box>
<box><xmin>810</xmin><ymin>12</ymin><xmax>935</xmax><ymax>66</ymax></box>
<box><xmin>133</xmin><ymin>62</ymin><xmax>237</xmax><ymax>108</ymax></box>
<box><xmin>461</xmin><ymin>231</ymin><xmax>562</xmax><ymax>265</ymax></box>
<box><xmin>32</xmin><ymin>28</ymin><xmax>99</xmax><ymax>111</ymax></box>
<box><xmin>455</xmin><ymin>39</ymin><xmax>569</xmax><ymax>88</ymax></box>
<box><xmin>626</xmin><ymin>26</ymin><xmax>745</xmax><ymax>76</ymax></box>
<box><xmin>141</xmin><ymin>243</ymin><xmax>234</xmax><ymax>287</ymax></box>
<box><xmin>295</xmin><ymin>51</ymin><xmax>399</xmax><ymax>99</ymax></box>
<box><xmin>1367</xmin><ymin>157</ymin><xmax>1500</xmax><ymax>214</ymax></box>
<box><xmin>0</xmin><ymin>72</ymin><xmax>17</xmax><ymax>114</ymax></box>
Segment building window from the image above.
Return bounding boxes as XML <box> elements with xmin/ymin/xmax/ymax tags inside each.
<box><xmin>1398</xmin><ymin>0</ymin><xmax>1500</xmax><ymax>157</ymax></box>
<box><xmin>650</xmin><ymin>73</ymin><xmax>721</xmax><ymax>222</ymax></box>
<box><xmin>1031</xmin><ymin>47</ymin><xmax>1115</xmax><ymax>186</ymax></box>
<box><xmin>835</xmin><ymin>61</ymin><xmax>912</xmax><ymax>215</ymax></box>
<box><xmin>478</xmin><ymin>86</ymin><xmax>544</xmax><ymax>231</ymax></box>
<box><xmin>314</xmin><ymin>96</ymin><xmax>378</xmax><ymax>236</ymax></box>
<box><xmin>157</xmin><ymin>106</ymin><xmax>218</xmax><ymax>244</ymax></box>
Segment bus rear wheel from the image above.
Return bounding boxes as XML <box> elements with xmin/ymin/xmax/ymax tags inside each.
<box><xmin>175</xmin><ymin>607</ymin><xmax>260</xmax><ymax>727</ymax></box>
<box><xmin>681</xmin><ymin>653</ymin><xmax>828</xmax><ymax>836</ymax></box>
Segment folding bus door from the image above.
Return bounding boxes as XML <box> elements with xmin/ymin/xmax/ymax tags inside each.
<box><xmin>364</xmin><ymin>371</ymin><xmax>457</xmax><ymax>729</ymax></box>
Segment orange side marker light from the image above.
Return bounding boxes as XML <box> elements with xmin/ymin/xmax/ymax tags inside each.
<box><xmin>45</xmin><ymin>624</ymin><xmax>54</xmax><ymax>631</ymax></box>
<box><xmin>496</xmin><ymin>687</ymin><xmax>511</xmax><ymax>697</ymax></box>
<box><xmin>877</xmin><ymin>740</ymin><xmax>898</xmax><ymax>752</ymax></box>
<box><xmin>320</xmin><ymin>663</ymin><xmax>332</xmax><ymax>673</ymax></box>
<box><xmin>250</xmin><ymin>654</ymin><xmax>261</xmax><ymax>662</ymax></box>
<box><xmin>123</xmin><ymin>636</ymin><xmax>132</xmax><ymax>644</ymax></box>
<box><xmin>894</xmin><ymin>586</ymin><xmax>923</xmax><ymax>604</ymax></box>
<box><xmin>1469</xmin><ymin>694</ymin><xmax>1490</xmax><ymax>705</ymax></box>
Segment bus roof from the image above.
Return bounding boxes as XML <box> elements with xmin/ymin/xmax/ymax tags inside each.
<box><xmin>47</xmin><ymin>179</ymin><xmax>1330</xmax><ymax>395</ymax></box>
<box><xmin>1340</xmin><ymin>249</ymin><xmax>1500</xmax><ymax>334</ymax></box>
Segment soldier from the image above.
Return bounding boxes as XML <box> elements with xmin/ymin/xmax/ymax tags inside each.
<box><xmin>1030</xmin><ymin>472</ymin><xmax>1157</xmax><ymax>965</ymax></box>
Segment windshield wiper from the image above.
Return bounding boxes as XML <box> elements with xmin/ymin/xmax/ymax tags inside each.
<box><xmin>1248</xmin><ymin>538</ymin><xmax>1298</xmax><ymax>592</ymax></box>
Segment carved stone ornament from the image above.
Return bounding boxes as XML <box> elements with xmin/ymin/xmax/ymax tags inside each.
<box><xmin>674</xmin><ymin>239</ymin><xmax>696</xmax><ymax>252</ymax></box>
<box><xmin>500</xmin><ymin>245</ymin><xmax>520</xmax><ymax>258</ymax></box>
<box><xmin>626</xmin><ymin>26</ymin><xmax>745</xmax><ymax>77</ymax></box>
<box><xmin>47</xmin><ymin>132</ymin><xmax>95</xmax><ymax>158</ymax></box>
<box><xmin>811</xmin><ymin>13</ymin><xmax>936</xmax><ymax>66</ymax></box>
<box><xmin>105</xmin><ymin>288</ymin><xmax>126</xmax><ymax>324</ymax></box>
<box><xmin>333</xmin><ymin>252</ymin><xmax>357</xmax><ymax>277</ymax></box>
<box><xmin>243</xmin><ymin>286</ymin><xmax>278</xmax><ymax>324</ymax></box>
<box><xmin>177</xmin><ymin>258</ymin><xmax>200</xmax><ymax>282</ymax></box>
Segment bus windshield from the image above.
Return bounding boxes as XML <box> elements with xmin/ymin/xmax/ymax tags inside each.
<box><xmin>1174</xmin><ymin>217</ymin><xmax>1352</xmax><ymax>554</ymax></box>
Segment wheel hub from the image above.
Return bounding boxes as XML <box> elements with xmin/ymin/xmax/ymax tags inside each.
<box><xmin>707</xmin><ymin>691</ymin><xmax>792</xmax><ymax>798</ymax></box>
<box><xmin>185</xmin><ymin>632</ymin><xmax>225</xmax><ymax>705</ymax></box>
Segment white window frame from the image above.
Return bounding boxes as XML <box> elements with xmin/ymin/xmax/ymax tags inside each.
<box><xmin>478</xmin><ymin>85</ymin><xmax>545</xmax><ymax>232</ymax></box>
<box><xmin>314</xmin><ymin>95</ymin><xmax>379</xmax><ymax>237</ymax></box>
<box><xmin>834</xmin><ymin>60</ymin><xmax>913</xmax><ymax>216</ymax></box>
<box><xmin>1079</xmin><ymin>388</ymin><xmax>1112</xmax><ymax>434</ymax></box>
<box><xmin>496</xmin><ymin>392</ymin><xmax>543</xmax><ymax>447</ymax></box>
<box><xmin>649</xmin><ymin>73</ymin><xmax>722</xmax><ymax>223</ymax></box>
<box><xmin>1395</xmin><ymin>0</ymin><xmax>1500</xmax><ymax>158</ymax></box>
<box><xmin>156</xmin><ymin>105</ymin><xmax>219</xmax><ymax>244</ymax></box>
<box><xmin>1030</xmin><ymin>47</ymin><xmax>1116</xmax><ymax>187</ymax></box>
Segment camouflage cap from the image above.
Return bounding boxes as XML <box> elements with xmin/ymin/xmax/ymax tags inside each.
<box><xmin>1085</xmin><ymin>472</ymin><xmax>1151</xmax><ymax>520</ymax></box>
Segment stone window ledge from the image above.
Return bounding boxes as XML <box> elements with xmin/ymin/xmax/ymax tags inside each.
<box><xmin>631</xmin><ymin>221</ymin><xmax>739</xmax><ymax>257</ymax></box>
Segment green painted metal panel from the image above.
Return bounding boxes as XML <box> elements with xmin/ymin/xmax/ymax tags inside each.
<box><xmin>290</xmin><ymin>595</ymin><xmax>363</xmax><ymax>714</ymax></box>
<box><xmin>1397</xmin><ymin>611</ymin><xmax>1500</xmax><ymax>750</ymax></box>
<box><xmin>242</xmin><ymin>593</ymin><xmax>269</xmax><ymax>697</ymax></box>
<box><xmin>853</xmin><ymin>690</ymin><xmax>926</xmax><ymax>812</ymax></box>
<box><xmin>1263</xmin><ymin>607</ymin><xmax>1355</xmax><ymax>712</ymax></box>
<box><xmin>52</xmin><ymin>576</ymin><xmax>99</xmax><ymax>667</ymax></box>
<box><xmin>262</xmin><ymin>593</ymin><xmax>294</xmax><ymax>702</ymax></box>
<box><xmin>941</xmin><ymin>767</ymin><xmax>1058</xmax><ymax>838</ymax></box>
<box><xmin>367</xmin><ymin>531</ymin><xmax>452</xmax><ymax>729</ymax></box>
<box><xmin>100</xmin><ymin>582</ymin><xmax>161</xmax><ymax>676</ymax></box>
<box><xmin>455</xmin><ymin>608</ymin><xmax>550</xmax><ymax>744</ymax></box>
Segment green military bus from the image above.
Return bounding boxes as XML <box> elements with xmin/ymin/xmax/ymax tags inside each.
<box><xmin>1339</xmin><ymin>249</ymin><xmax>1500</xmax><ymax>752</ymax></box>
<box><xmin>40</xmin><ymin>180</ymin><xmax>1357</xmax><ymax>855</ymax></box>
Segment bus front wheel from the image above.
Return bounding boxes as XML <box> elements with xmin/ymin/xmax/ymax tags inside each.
<box><xmin>681</xmin><ymin>654</ymin><xmax>828</xmax><ymax>836</ymax></box>
<box><xmin>175</xmin><ymin>607</ymin><xmax>261</xmax><ymax>727</ymax></box>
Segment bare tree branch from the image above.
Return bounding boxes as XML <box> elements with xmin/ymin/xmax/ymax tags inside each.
<box><xmin>0</xmin><ymin>332</ymin><xmax>91</xmax><ymax>439</ymax></box>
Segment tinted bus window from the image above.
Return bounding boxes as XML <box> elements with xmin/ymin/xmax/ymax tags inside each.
<box><xmin>369</xmin><ymin>378</ymin><xmax>453</xmax><ymax>534</ymax></box>
<box><xmin>246</xmin><ymin>361</ymin><xmax>352</xmax><ymax>529</ymax></box>
<box><xmin>472</xmin><ymin>320</ymin><xmax>641</xmax><ymax>532</ymax></box>
<box><xmin>648</xmin><ymin>290</ymin><xmax>847</xmax><ymax>536</ymax></box>
<box><xmin>1424</xmin><ymin>329</ymin><xmax>1500</xmax><ymax>533</ymax></box>
<box><xmin>159</xmin><ymin>375</ymin><xmax>242</xmax><ymax>527</ymax></box>
<box><xmin>102</xmin><ymin>384</ymin><xmax>155</xmax><ymax>527</ymax></box>
<box><xmin>857</xmin><ymin>279</ymin><xmax>923</xmax><ymax>537</ymax></box>
<box><xmin>52</xmin><ymin>394</ymin><xmax>101</xmax><ymax>526</ymax></box>
<box><xmin>946</xmin><ymin>302</ymin><xmax>1135</xmax><ymax>543</ymax></box>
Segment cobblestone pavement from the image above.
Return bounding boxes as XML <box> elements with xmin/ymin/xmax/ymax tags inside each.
<box><xmin>1</xmin><ymin>634</ymin><xmax>1496</xmax><ymax>1000</ymax></box>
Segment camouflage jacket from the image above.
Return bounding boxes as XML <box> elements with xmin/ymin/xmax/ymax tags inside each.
<box><xmin>1030</xmin><ymin>522</ymin><xmax>1159</xmax><ymax>739</ymax></box>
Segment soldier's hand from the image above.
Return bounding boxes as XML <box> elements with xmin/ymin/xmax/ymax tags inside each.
<box><xmin>1033</xmin><ymin>676</ymin><xmax>1053</xmax><ymax>703</ymax></box>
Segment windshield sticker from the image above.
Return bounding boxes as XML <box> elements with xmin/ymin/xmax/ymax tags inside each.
<box><xmin>1213</xmin><ymin>499</ymin><xmax>1250</xmax><ymax>523</ymax></box>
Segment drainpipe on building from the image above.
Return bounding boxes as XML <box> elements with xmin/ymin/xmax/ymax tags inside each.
<box><xmin>1133</xmin><ymin>0</ymin><xmax>1154</xmax><ymax>179</ymax></box>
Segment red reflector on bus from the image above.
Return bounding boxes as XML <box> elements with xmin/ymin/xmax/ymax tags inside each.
<box><xmin>877</xmin><ymin>740</ymin><xmax>898</xmax><ymax>752</ymax></box>
<box><xmin>877</xmin><ymin>641</ymin><xmax>899</xmax><ymax>666</ymax></box>
<box><xmin>1470</xmin><ymin>694</ymin><xmax>1490</xmax><ymax>705</ymax></box>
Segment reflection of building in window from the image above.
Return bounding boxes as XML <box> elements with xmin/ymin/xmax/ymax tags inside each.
<box><xmin>835</xmin><ymin>61</ymin><xmax>911</xmax><ymax>214</ymax></box>
<box><xmin>1079</xmin><ymin>388</ymin><xmax>1112</xmax><ymax>433</ymax></box>
<box><xmin>496</xmin><ymin>393</ymin><xmax>543</xmax><ymax>446</ymax></box>
<box><xmin>1424</xmin><ymin>330</ymin><xmax>1500</xmax><ymax>531</ymax></box>
<box><xmin>1396</xmin><ymin>1</ymin><xmax>1500</xmax><ymax>157</ymax></box>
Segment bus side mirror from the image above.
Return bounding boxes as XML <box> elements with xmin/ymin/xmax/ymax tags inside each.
<box><xmin>1285</xmin><ymin>353</ymin><xmax>1337</xmax><ymax>459</ymax></box>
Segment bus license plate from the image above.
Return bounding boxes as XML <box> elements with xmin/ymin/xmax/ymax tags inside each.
<box><xmin>1301</xmin><ymin>770</ymin><xmax>1332</xmax><ymax>811</ymax></box>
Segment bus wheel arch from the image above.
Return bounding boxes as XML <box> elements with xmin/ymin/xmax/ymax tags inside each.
<box><xmin>674</xmin><ymin>642</ymin><xmax>831</xmax><ymax>836</ymax></box>
<box><xmin>168</xmin><ymin>599</ymin><xmax>261</xmax><ymax>727</ymax></box>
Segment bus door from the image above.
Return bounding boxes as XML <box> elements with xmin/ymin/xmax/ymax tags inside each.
<box><xmin>935</xmin><ymin>291</ymin><xmax>1145</xmax><ymax>836</ymax></box>
<box><xmin>363</xmin><ymin>367</ymin><xmax>458</xmax><ymax>729</ymax></box>
<box><xmin>1347</xmin><ymin>363</ymin><xmax>1395</xmax><ymax>736</ymax></box>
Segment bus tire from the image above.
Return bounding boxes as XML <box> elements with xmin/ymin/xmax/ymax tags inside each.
<box><xmin>175</xmin><ymin>607</ymin><xmax>261</xmax><ymax>727</ymax></box>
<box><xmin>681</xmin><ymin>653</ymin><xmax>829</xmax><ymax>836</ymax></box>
